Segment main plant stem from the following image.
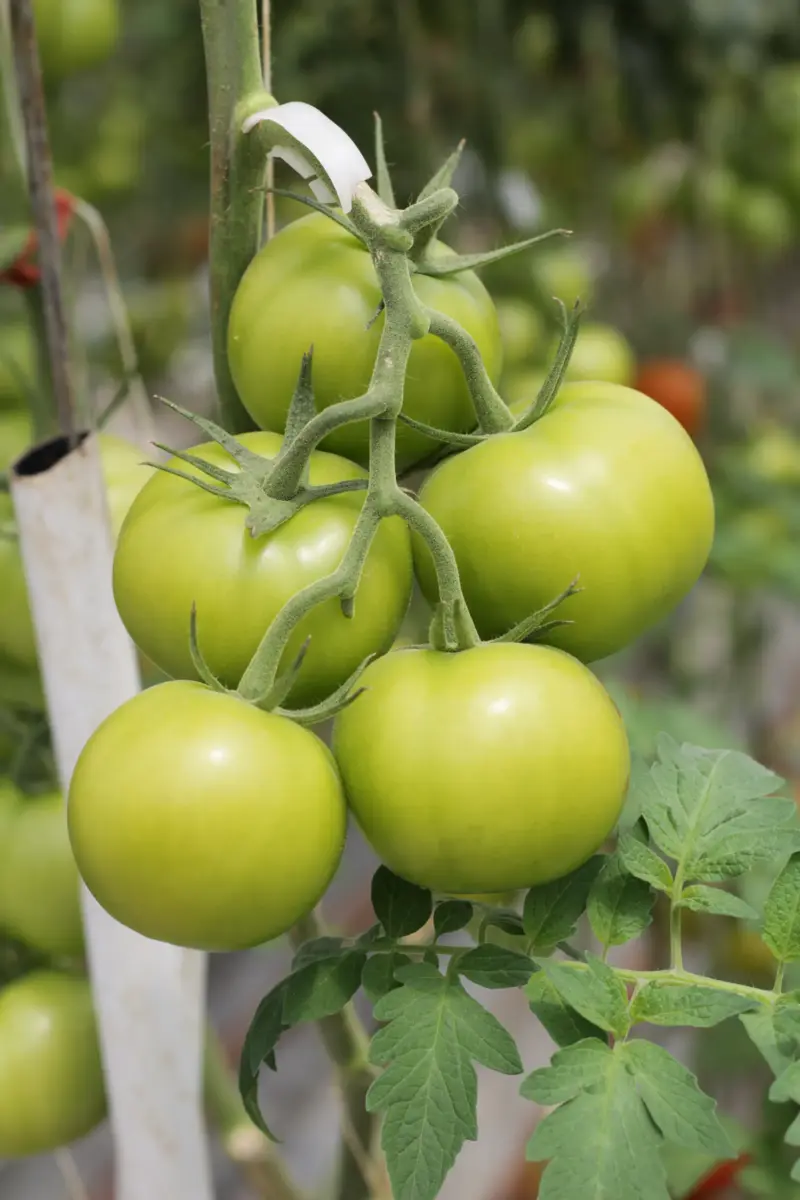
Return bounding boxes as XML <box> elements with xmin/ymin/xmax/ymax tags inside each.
<box><xmin>199</xmin><ymin>0</ymin><xmax>274</xmax><ymax>432</ymax></box>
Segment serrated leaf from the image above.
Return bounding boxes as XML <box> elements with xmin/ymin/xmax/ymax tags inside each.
<box><xmin>433</xmin><ymin>900</ymin><xmax>473</xmax><ymax>937</ymax></box>
<box><xmin>763</xmin><ymin>854</ymin><xmax>800</xmax><ymax>963</ymax></box>
<box><xmin>541</xmin><ymin>956</ymin><xmax>630</xmax><ymax>1038</ymax></box>
<box><xmin>770</xmin><ymin>1058</ymin><xmax>800</xmax><ymax>1103</ymax></box>
<box><xmin>524</xmin><ymin>1040</ymin><xmax>670</xmax><ymax>1200</ymax></box>
<box><xmin>291</xmin><ymin>936</ymin><xmax>345</xmax><ymax>969</ymax></box>
<box><xmin>526</xmin><ymin>972</ymin><xmax>608</xmax><ymax>1048</ymax></box>
<box><xmin>587</xmin><ymin>855</ymin><xmax>655</xmax><ymax>947</ymax></box>
<box><xmin>740</xmin><ymin>1008</ymin><xmax>796</xmax><ymax>1077</ymax></box>
<box><xmin>238</xmin><ymin>980</ymin><xmax>289</xmax><ymax>1139</ymax></box>
<box><xmin>368</xmin><ymin>961</ymin><xmax>522</xmax><ymax>1200</ymax></box>
<box><xmin>458</xmin><ymin>944</ymin><xmax>535</xmax><ymax>989</ymax></box>
<box><xmin>372</xmin><ymin>866</ymin><xmax>432</xmax><ymax>938</ymax></box>
<box><xmin>622</xmin><ymin>1039</ymin><xmax>733</xmax><ymax>1157</ymax></box>
<box><xmin>523</xmin><ymin>857</ymin><xmax>603</xmax><ymax>951</ymax></box>
<box><xmin>640</xmin><ymin>738</ymin><xmax>792</xmax><ymax>881</ymax></box>
<box><xmin>631</xmin><ymin>981</ymin><xmax>758</xmax><ymax>1028</ymax></box>
<box><xmin>618</xmin><ymin>832</ymin><xmax>673</xmax><ymax>892</ymax></box>
<box><xmin>773</xmin><ymin>995</ymin><xmax>800</xmax><ymax>1055</ymax></box>
<box><xmin>362</xmin><ymin>952</ymin><xmax>412</xmax><ymax>1003</ymax></box>
<box><xmin>679</xmin><ymin>884</ymin><xmax>759</xmax><ymax>920</ymax></box>
<box><xmin>282</xmin><ymin>950</ymin><xmax>366</xmax><ymax>1024</ymax></box>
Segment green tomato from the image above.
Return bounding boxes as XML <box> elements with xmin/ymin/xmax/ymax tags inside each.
<box><xmin>495</xmin><ymin>298</ymin><xmax>545</xmax><ymax>368</ymax></box>
<box><xmin>730</xmin><ymin>186</ymin><xmax>793</xmax><ymax>255</ymax></box>
<box><xmin>0</xmin><ymin>433</ymin><xmax>153</xmax><ymax>672</ymax></box>
<box><xmin>69</xmin><ymin>681</ymin><xmax>346</xmax><ymax>950</ymax></box>
<box><xmin>0</xmin><ymin>971</ymin><xmax>105</xmax><ymax>1156</ymax></box>
<box><xmin>0</xmin><ymin>326</ymin><xmax>35</xmax><ymax>411</ymax></box>
<box><xmin>532</xmin><ymin>243</ymin><xmax>595</xmax><ymax>308</ymax></box>
<box><xmin>227</xmin><ymin>213</ymin><xmax>502</xmax><ymax>469</ymax></box>
<box><xmin>0</xmin><ymin>792</ymin><xmax>83</xmax><ymax>958</ymax></box>
<box><xmin>415</xmin><ymin>382</ymin><xmax>715</xmax><ymax>662</ymax></box>
<box><xmin>745</xmin><ymin>425</ymin><xmax>800</xmax><ymax>485</ymax></box>
<box><xmin>559</xmin><ymin>322</ymin><xmax>636</xmax><ymax>387</ymax></box>
<box><xmin>33</xmin><ymin>0</ymin><xmax>119</xmax><ymax>80</ymax></box>
<box><xmin>333</xmin><ymin>643</ymin><xmax>629</xmax><ymax>894</ymax></box>
<box><xmin>113</xmin><ymin>431</ymin><xmax>413</xmax><ymax>705</ymax></box>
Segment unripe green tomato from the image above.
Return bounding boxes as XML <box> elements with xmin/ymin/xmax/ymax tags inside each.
<box><xmin>69</xmin><ymin>681</ymin><xmax>347</xmax><ymax>950</ymax></box>
<box><xmin>113</xmin><ymin>431</ymin><xmax>413</xmax><ymax>705</ymax></box>
<box><xmin>0</xmin><ymin>792</ymin><xmax>83</xmax><ymax>958</ymax></box>
<box><xmin>532</xmin><ymin>244</ymin><xmax>595</xmax><ymax>309</ymax></box>
<box><xmin>414</xmin><ymin>382</ymin><xmax>714</xmax><ymax>662</ymax></box>
<box><xmin>729</xmin><ymin>186</ymin><xmax>793</xmax><ymax>255</ymax></box>
<box><xmin>558</xmin><ymin>322</ymin><xmax>636</xmax><ymax>387</ymax></box>
<box><xmin>0</xmin><ymin>971</ymin><xmax>106</xmax><ymax>1156</ymax></box>
<box><xmin>495</xmin><ymin>298</ymin><xmax>546</xmax><ymax>369</ymax></box>
<box><xmin>227</xmin><ymin>213</ymin><xmax>502</xmax><ymax>470</ymax></box>
<box><xmin>333</xmin><ymin>643</ymin><xmax>629</xmax><ymax>894</ymax></box>
<box><xmin>745</xmin><ymin>425</ymin><xmax>800</xmax><ymax>485</ymax></box>
<box><xmin>0</xmin><ymin>326</ymin><xmax>35</xmax><ymax>411</ymax></box>
<box><xmin>0</xmin><ymin>433</ymin><xmax>153</xmax><ymax>672</ymax></box>
<box><xmin>32</xmin><ymin>0</ymin><xmax>119</xmax><ymax>80</ymax></box>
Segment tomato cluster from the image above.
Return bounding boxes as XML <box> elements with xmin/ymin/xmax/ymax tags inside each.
<box><xmin>62</xmin><ymin>208</ymin><xmax>714</xmax><ymax>956</ymax></box>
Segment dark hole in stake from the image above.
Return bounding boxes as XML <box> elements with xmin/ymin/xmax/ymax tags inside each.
<box><xmin>13</xmin><ymin>431</ymin><xmax>90</xmax><ymax>478</ymax></box>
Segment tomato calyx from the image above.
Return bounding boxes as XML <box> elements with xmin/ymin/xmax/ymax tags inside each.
<box><xmin>426</xmin><ymin>578</ymin><xmax>580</xmax><ymax>654</ymax></box>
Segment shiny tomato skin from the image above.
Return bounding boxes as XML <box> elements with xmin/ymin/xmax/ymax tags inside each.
<box><xmin>227</xmin><ymin>213</ymin><xmax>503</xmax><ymax>469</ymax></box>
<box><xmin>112</xmin><ymin>431</ymin><xmax>412</xmax><ymax>705</ymax></box>
<box><xmin>635</xmin><ymin>359</ymin><xmax>706</xmax><ymax>437</ymax></box>
<box><xmin>33</xmin><ymin>0</ymin><xmax>119</xmax><ymax>79</ymax></box>
<box><xmin>0</xmin><ymin>434</ymin><xmax>153</xmax><ymax>673</ymax></box>
<box><xmin>0</xmin><ymin>971</ymin><xmax>105</xmax><ymax>1156</ymax></box>
<box><xmin>561</xmin><ymin>322</ymin><xmax>636</xmax><ymax>386</ymax></box>
<box><xmin>415</xmin><ymin>382</ymin><xmax>714</xmax><ymax>662</ymax></box>
<box><xmin>0</xmin><ymin>792</ymin><xmax>83</xmax><ymax>958</ymax></box>
<box><xmin>69</xmin><ymin>681</ymin><xmax>347</xmax><ymax>950</ymax></box>
<box><xmin>333</xmin><ymin>643</ymin><xmax>629</xmax><ymax>894</ymax></box>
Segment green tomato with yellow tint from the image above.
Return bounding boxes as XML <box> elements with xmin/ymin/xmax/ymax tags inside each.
<box><xmin>0</xmin><ymin>971</ymin><xmax>105</xmax><ymax>1156</ymax></box>
<box><xmin>495</xmin><ymin>298</ymin><xmax>545</xmax><ymax>368</ymax></box>
<box><xmin>559</xmin><ymin>322</ymin><xmax>636</xmax><ymax>387</ymax></box>
<box><xmin>0</xmin><ymin>792</ymin><xmax>83</xmax><ymax>958</ymax></box>
<box><xmin>113</xmin><ymin>432</ymin><xmax>413</xmax><ymax>706</ymax></box>
<box><xmin>227</xmin><ymin>213</ymin><xmax>502</xmax><ymax>469</ymax></box>
<box><xmin>69</xmin><ymin>681</ymin><xmax>347</xmax><ymax>950</ymax></box>
<box><xmin>333</xmin><ymin>643</ymin><xmax>629</xmax><ymax>894</ymax></box>
<box><xmin>32</xmin><ymin>0</ymin><xmax>119</xmax><ymax>80</ymax></box>
<box><xmin>415</xmin><ymin>382</ymin><xmax>714</xmax><ymax>662</ymax></box>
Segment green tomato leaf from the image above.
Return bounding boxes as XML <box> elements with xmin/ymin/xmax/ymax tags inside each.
<box><xmin>481</xmin><ymin>907</ymin><xmax>525</xmax><ymax>937</ymax></box>
<box><xmin>368</xmin><ymin>960</ymin><xmax>523</xmax><ymax>1200</ymax></box>
<box><xmin>630</xmin><ymin>981</ymin><xmax>759</xmax><ymax>1028</ymax></box>
<box><xmin>282</xmin><ymin>949</ymin><xmax>366</xmax><ymax>1024</ymax></box>
<box><xmin>770</xmin><ymin>1059</ymin><xmax>800</xmax><ymax>1104</ymax></box>
<box><xmin>679</xmin><ymin>884</ymin><xmax>759</xmax><ymax>920</ymax></box>
<box><xmin>622</xmin><ymin>1040</ymin><xmax>733</xmax><ymax>1157</ymax></box>
<box><xmin>587</xmin><ymin>854</ymin><xmax>655</xmax><ymax>948</ymax></box>
<box><xmin>773</xmin><ymin>994</ymin><xmax>800</xmax><ymax>1055</ymax></box>
<box><xmin>526</xmin><ymin>972</ymin><xmax>608</xmax><ymax>1048</ymax></box>
<box><xmin>523</xmin><ymin>1040</ymin><xmax>670</xmax><ymax>1200</ymax></box>
<box><xmin>457</xmin><ymin>944</ymin><xmax>535</xmax><ymax>989</ymax></box>
<box><xmin>540</xmin><ymin>956</ymin><xmax>630</xmax><ymax>1038</ymax></box>
<box><xmin>238</xmin><ymin>979</ymin><xmax>290</xmax><ymax>1140</ymax></box>
<box><xmin>291</xmin><ymin>936</ymin><xmax>346</xmax><ymax>969</ymax></box>
<box><xmin>763</xmin><ymin>853</ymin><xmax>800</xmax><ymax>963</ymax></box>
<box><xmin>638</xmin><ymin>737</ymin><xmax>793</xmax><ymax>881</ymax></box>
<box><xmin>522</xmin><ymin>857</ymin><xmax>603</xmax><ymax>951</ymax></box>
<box><xmin>618</xmin><ymin>831</ymin><xmax>673</xmax><ymax>892</ymax></box>
<box><xmin>371</xmin><ymin>866</ymin><xmax>433</xmax><ymax>938</ymax></box>
<box><xmin>740</xmin><ymin>1007</ymin><xmax>797</xmax><ymax>1077</ymax></box>
<box><xmin>433</xmin><ymin>900</ymin><xmax>474</xmax><ymax>937</ymax></box>
<box><xmin>361</xmin><ymin>951</ymin><xmax>412</xmax><ymax>1003</ymax></box>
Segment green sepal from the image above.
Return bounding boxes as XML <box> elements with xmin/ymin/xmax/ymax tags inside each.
<box><xmin>265</xmin><ymin>188</ymin><xmax>360</xmax><ymax>239</ymax></box>
<box><xmin>258</xmin><ymin>637</ymin><xmax>312</xmax><ymax>711</ymax></box>
<box><xmin>272</xmin><ymin>653</ymin><xmax>375</xmax><ymax>727</ymax></box>
<box><xmin>415</xmin><ymin>227</ymin><xmax>571</xmax><ymax>280</ymax></box>
<box><xmin>283</xmin><ymin>350</ymin><xmax>317</xmax><ymax>443</ymax></box>
<box><xmin>396</xmin><ymin>412</ymin><xmax>487</xmax><ymax>447</ymax></box>
<box><xmin>417</xmin><ymin>140</ymin><xmax>465</xmax><ymax>203</ymax></box>
<box><xmin>490</xmin><ymin>579</ymin><xmax>581</xmax><ymax>646</ymax></box>
<box><xmin>188</xmin><ymin>604</ymin><xmax>228</xmax><ymax>693</ymax></box>
<box><xmin>373</xmin><ymin>112</ymin><xmax>396</xmax><ymax>208</ymax></box>
<box><xmin>512</xmin><ymin>300</ymin><xmax>582</xmax><ymax>431</ymax></box>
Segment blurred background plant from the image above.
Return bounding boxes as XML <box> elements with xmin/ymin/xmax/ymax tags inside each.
<box><xmin>4</xmin><ymin>0</ymin><xmax>800</xmax><ymax>1196</ymax></box>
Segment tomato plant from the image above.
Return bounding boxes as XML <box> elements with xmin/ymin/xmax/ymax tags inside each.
<box><xmin>113</xmin><ymin>431</ymin><xmax>413</xmax><ymax>704</ymax></box>
<box><xmin>32</xmin><ymin>0</ymin><xmax>119</xmax><ymax>80</ymax></box>
<box><xmin>0</xmin><ymin>791</ymin><xmax>83</xmax><ymax>959</ymax></box>
<box><xmin>227</xmin><ymin>212</ymin><xmax>503</xmax><ymax>469</ymax></box>
<box><xmin>333</xmin><ymin>643</ymin><xmax>629</xmax><ymax>894</ymax></box>
<box><xmin>0</xmin><ymin>971</ymin><xmax>105</xmax><ymax>1156</ymax></box>
<box><xmin>635</xmin><ymin>359</ymin><xmax>707</xmax><ymax>437</ymax></box>
<box><xmin>415</xmin><ymin>381</ymin><xmax>715</xmax><ymax>661</ymax></box>
<box><xmin>68</xmin><ymin>680</ymin><xmax>347</xmax><ymax>950</ymax></box>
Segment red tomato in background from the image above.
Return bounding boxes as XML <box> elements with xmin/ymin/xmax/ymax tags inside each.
<box><xmin>635</xmin><ymin>360</ymin><xmax>707</xmax><ymax>437</ymax></box>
